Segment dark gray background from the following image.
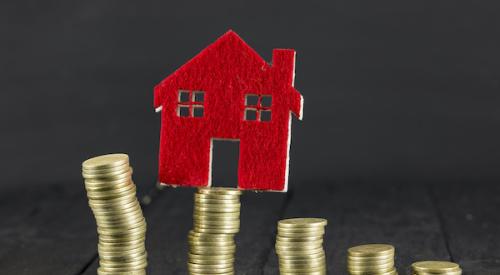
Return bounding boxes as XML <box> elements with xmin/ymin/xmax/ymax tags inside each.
<box><xmin>2</xmin><ymin>0</ymin><xmax>500</xmax><ymax>188</ymax></box>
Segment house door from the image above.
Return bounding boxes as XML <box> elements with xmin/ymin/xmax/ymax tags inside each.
<box><xmin>211</xmin><ymin>139</ymin><xmax>240</xmax><ymax>188</ymax></box>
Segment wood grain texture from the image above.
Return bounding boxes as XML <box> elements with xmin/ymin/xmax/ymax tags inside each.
<box><xmin>235</xmin><ymin>191</ymin><xmax>288</xmax><ymax>274</ymax></box>
<box><xmin>431</xmin><ymin>184</ymin><xmax>500</xmax><ymax>275</ymax></box>
<box><xmin>1</xmin><ymin>183</ymin><xmax>499</xmax><ymax>274</ymax></box>
<box><xmin>0</xmin><ymin>183</ymin><xmax>97</xmax><ymax>275</ymax></box>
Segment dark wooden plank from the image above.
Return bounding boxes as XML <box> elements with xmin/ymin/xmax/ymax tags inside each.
<box><xmin>0</xmin><ymin>183</ymin><xmax>98</xmax><ymax>274</ymax></box>
<box><xmin>235</xmin><ymin>191</ymin><xmax>288</xmax><ymax>274</ymax></box>
<box><xmin>431</xmin><ymin>184</ymin><xmax>500</xmax><ymax>275</ymax></box>
<box><xmin>263</xmin><ymin>183</ymin><xmax>451</xmax><ymax>275</ymax></box>
<box><xmin>83</xmin><ymin>187</ymin><xmax>287</xmax><ymax>274</ymax></box>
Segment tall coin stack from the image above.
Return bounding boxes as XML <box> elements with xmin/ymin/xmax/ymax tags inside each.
<box><xmin>412</xmin><ymin>261</ymin><xmax>462</xmax><ymax>275</ymax></box>
<box><xmin>187</xmin><ymin>187</ymin><xmax>242</xmax><ymax>275</ymax></box>
<box><xmin>275</xmin><ymin>218</ymin><xmax>328</xmax><ymax>275</ymax></box>
<box><xmin>347</xmin><ymin>244</ymin><xmax>397</xmax><ymax>275</ymax></box>
<box><xmin>82</xmin><ymin>154</ymin><xmax>147</xmax><ymax>275</ymax></box>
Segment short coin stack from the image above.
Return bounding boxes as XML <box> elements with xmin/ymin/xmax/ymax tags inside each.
<box><xmin>275</xmin><ymin>218</ymin><xmax>328</xmax><ymax>275</ymax></box>
<box><xmin>412</xmin><ymin>261</ymin><xmax>462</xmax><ymax>275</ymax></box>
<box><xmin>347</xmin><ymin>244</ymin><xmax>397</xmax><ymax>275</ymax></box>
<box><xmin>187</xmin><ymin>187</ymin><xmax>242</xmax><ymax>275</ymax></box>
<box><xmin>82</xmin><ymin>154</ymin><xmax>147</xmax><ymax>275</ymax></box>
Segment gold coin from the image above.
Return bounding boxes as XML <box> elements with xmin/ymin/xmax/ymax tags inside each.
<box><xmin>83</xmin><ymin>162</ymin><xmax>130</xmax><ymax>175</ymax></box>
<box><xmin>278</xmin><ymin>250</ymin><xmax>325</xmax><ymax>259</ymax></box>
<box><xmin>89</xmin><ymin>193</ymin><xmax>139</xmax><ymax>205</ymax></box>
<box><xmin>82</xmin><ymin>154</ymin><xmax>129</xmax><ymax>170</ymax></box>
<box><xmin>98</xmin><ymin>266</ymin><xmax>147</xmax><ymax>273</ymax></box>
<box><xmin>85</xmin><ymin>179</ymin><xmax>132</xmax><ymax>190</ymax></box>
<box><xmin>279</xmin><ymin>272</ymin><xmax>326</xmax><ymax>275</ymax></box>
<box><xmin>188</xmin><ymin>236</ymin><xmax>235</xmax><ymax>243</ymax></box>
<box><xmin>195</xmin><ymin>193</ymin><xmax>241</xmax><ymax>200</ymax></box>
<box><xmin>193</xmin><ymin>227</ymin><xmax>239</xmax><ymax>234</ymax></box>
<box><xmin>276</xmin><ymin>239</ymin><xmax>323</xmax><ymax>246</ymax></box>
<box><xmin>84</xmin><ymin>171</ymin><xmax>132</xmax><ymax>183</ymax></box>
<box><xmin>82</xmin><ymin>167</ymin><xmax>131</xmax><ymax>179</ymax></box>
<box><xmin>277</xmin><ymin>247</ymin><xmax>324</xmax><ymax>255</ymax></box>
<box><xmin>97</xmin><ymin>268</ymin><xmax>146</xmax><ymax>275</ymax></box>
<box><xmin>98</xmin><ymin>227</ymin><xmax>146</xmax><ymax>237</ymax></box>
<box><xmin>348</xmin><ymin>267</ymin><xmax>397</xmax><ymax>275</ymax></box>
<box><xmin>194</xmin><ymin>198</ymin><xmax>240</xmax><ymax>205</ymax></box>
<box><xmin>188</xmin><ymin>261</ymin><xmax>233</xmax><ymax>268</ymax></box>
<box><xmin>98</xmin><ymin>241</ymin><xmax>145</xmax><ymax>249</ymax></box>
<box><xmin>279</xmin><ymin>265</ymin><xmax>326</xmax><ymax>273</ymax></box>
<box><xmin>280</xmin><ymin>260</ymin><xmax>326</xmax><ymax>268</ymax></box>
<box><xmin>276</xmin><ymin>235</ymin><xmax>324</xmax><ymax>242</ymax></box>
<box><xmin>188</xmin><ymin>257</ymin><xmax>234</xmax><ymax>265</ymax></box>
<box><xmin>188</xmin><ymin>253</ymin><xmax>235</xmax><ymax>260</ymax></box>
<box><xmin>99</xmin><ymin>250</ymin><xmax>146</xmax><ymax>261</ymax></box>
<box><xmin>93</xmin><ymin>209</ymin><xmax>144</xmax><ymax>222</ymax></box>
<box><xmin>188</xmin><ymin>265</ymin><xmax>234</xmax><ymax>274</ymax></box>
<box><xmin>348</xmin><ymin>253</ymin><xmax>395</xmax><ymax>262</ymax></box>
<box><xmin>99</xmin><ymin>244</ymin><xmax>145</xmax><ymax>253</ymax></box>
<box><xmin>85</xmin><ymin>176</ymin><xmax>133</xmax><ymax>187</ymax></box>
<box><xmin>280</xmin><ymin>263</ymin><xmax>326</xmax><ymax>270</ymax></box>
<box><xmin>99</xmin><ymin>263</ymin><xmax>147</xmax><ymax>270</ymax></box>
<box><xmin>276</xmin><ymin>242</ymin><xmax>323</xmax><ymax>250</ymax></box>
<box><xmin>89</xmin><ymin>200</ymin><xmax>140</xmax><ymax>211</ymax></box>
<box><xmin>348</xmin><ymin>244</ymin><xmax>395</xmax><ymax>257</ymax></box>
<box><xmin>95</xmin><ymin>217</ymin><xmax>144</xmax><ymax>226</ymax></box>
<box><xmin>193</xmin><ymin>211</ymin><xmax>240</xmax><ymax>218</ymax></box>
<box><xmin>98</xmin><ymin>247</ymin><xmax>146</xmax><ymax>257</ymax></box>
<box><xmin>99</xmin><ymin>232</ymin><xmax>146</xmax><ymax>242</ymax></box>
<box><xmin>90</xmin><ymin>199</ymin><xmax>138</xmax><ymax>209</ymax></box>
<box><xmin>193</xmin><ymin>207</ymin><xmax>241</xmax><ymax>213</ymax></box>
<box><xmin>348</xmin><ymin>256</ymin><xmax>394</xmax><ymax>263</ymax></box>
<box><xmin>188</xmin><ymin>231</ymin><xmax>234</xmax><ymax>239</ymax></box>
<box><xmin>348</xmin><ymin>261</ymin><xmax>395</xmax><ymax>272</ymax></box>
<box><xmin>91</xmin><ymin>203</ymin><xmax>141</xmax><ymax>216</ymax></box>
<box><xmin>412</xmin><ymin>261</ymin><xmax>461</xmax><ymax>273</ymax></box>
<box><xmin>197</xmin><ymin>187</ymin><xmax>242</xmax><ymax>196</ymax></box>
<box><xmin>193</xmin><ymin>215</ymin><xmax>240</xmax><ymax>222</ymax></box>
<box><xmin>86</xmin><ymin>185</ymin><xmax>136</xmax><ymax>199</ymax></box>
<box><xmin>95</xmin><ymin>218</ymin><xmax>145</xmax><ymax>229</ymax></box>
<box><xmin>194</xmin><ymin>220</ymin><xmax>240</xmax><ymax>226</ymax></box>
<box><xmin>193</xmin><ymin>205</ymin><xmax>240</xmax><ymax>211</ymax></box>
<box><xmin>85</xmin><ymin>180</ymin><xmax>134</xmax><ymax>193</ymax></box>
<box><xmin>277</xmin><ymin>229</ymin><xmax>325</xmax><ymax>237</ymax></box>
<box><xmin>278</xmin><ymin>218</ymin><xmax>327</xmax><ymax>228</ymax></box>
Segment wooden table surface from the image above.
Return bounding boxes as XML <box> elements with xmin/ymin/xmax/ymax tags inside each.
<box><xmin>0</xmin><ymin>182</ymin><xmax>498</xmax><ymax>275</ymax></box>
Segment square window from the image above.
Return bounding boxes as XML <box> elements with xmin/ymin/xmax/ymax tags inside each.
<box><xmin>245</xmin><ymin>94</ymin><xmax>259</xmax><ymax>106</ymax></box>
<box><xmin>193</xmin><ymin>91</ymin><xmax>204</xmax><ymax>103</ymax></box>
<box><xmin>193</xmin><ymin>106</ymin><xmax>204</xmax><ymax>117</ymax></box>
<box><xmin>178</xmin><ymin>105</ymin><xmax>190</xmax><ymax>117</ymax></box>
<box><xmin>245</xmin><ymin>108</ymin><xmax>258</xmax><ymax>121</ymax></box>
<box><xmin>179</xmin><ymin>90</ymin><xmax>190</xmax><ymax>102</ymax></box>
<box><xmin>260</xmin><ymin>110</ymin><xmax>272</xmax><ymax>122</ymax></box>
<box><xmin>261</xmin><ymin>95</ymin><xmax>272</xmax><ymax>108</ymax></box>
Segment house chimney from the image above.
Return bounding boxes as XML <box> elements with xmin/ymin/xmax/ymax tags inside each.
<box><xmin>272</xmin><ymin>49</ymin><xmax>296</xmax><ymax>86</ymax></box>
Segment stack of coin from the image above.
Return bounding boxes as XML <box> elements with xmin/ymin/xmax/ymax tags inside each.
<box><xmin>347</xmin><ymin>244</ymin><xmax>397</xmax><ymax>275</ymax></box>
<box><xmin>82</xmin><ymin>154</ymin><xmax>147</xmax><ymax>275</ymax></box>
<box><xmin>187</xmin><ymin>187</ymin><xmax>242</xmax><ymax>275</ymax></box>
<box><xmin>412</xmin><ymin>261</ymin><xmax>462</xmax><ymax>275</ymax></box>
<box><xmin>275</xmin><ymin>218</ymin><xmax>328</xmax><ymax>275</ymax></box>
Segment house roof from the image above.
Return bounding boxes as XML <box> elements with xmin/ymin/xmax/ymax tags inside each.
<box><xmin>156</xmin><ymin>30</ymin><xmax>268</xmax><ymax>87</ymax></box>
<box><xmin>154</xmin><ymin>30</ymin><xmax>303</xmax><ymax>119</ymax></box>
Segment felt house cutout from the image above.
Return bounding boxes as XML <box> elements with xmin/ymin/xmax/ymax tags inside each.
<box><xmin>154</xmin><ymin>30</ymin><xmax>303</xmax><ymax>192</ymax></box>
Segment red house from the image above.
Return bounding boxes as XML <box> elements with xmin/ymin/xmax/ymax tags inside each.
<box><xmin>153</xmin><ymin>30</ymin><xmax>303</xmax><ymax>192</ymax></box>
